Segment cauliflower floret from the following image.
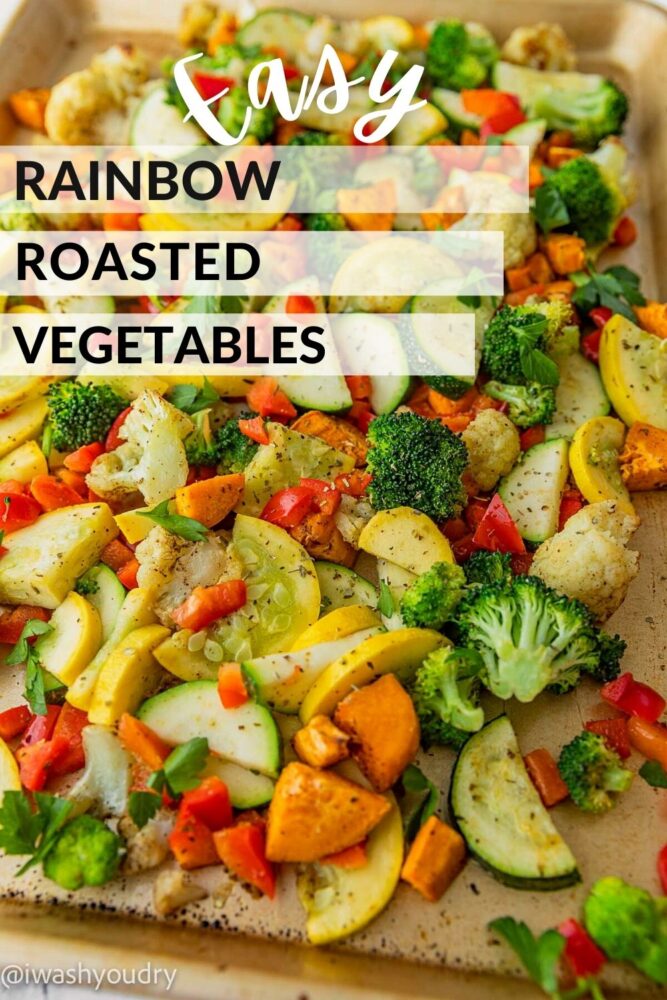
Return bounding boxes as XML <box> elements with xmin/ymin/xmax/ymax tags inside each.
<box><xmin>501</xmin><ymin>23</ymin><xmax>576</xmax><ymax>71</ymax></box>
<box><xmin>335</xmin><ymin>494</ymin><xmax>375</xmax><ymax>547</ymax></box>
<box><xmin>135</xmin><ymin>525</ymin><xmax>238</xmax><ymax>624</ymax></box>
<box><xmin>119</xmin><ymin>810</ymin><xmax>173</xmax><ymax>876</ymax></box>
<box><xmin>461</xmin><ymin>409</ymin><xmax>521</xmax><ymax>491</ymax></box>
<box><xmin>297</xmin><ymin>16</ymin><xmax>367</xmax><ymax>74</ymax></box>
<box><xmin>86</xmin><ymin>390</ymin><xmax>193</xmax><ymax>507</ymax></box>
<box><xmin>452</xmin><ymin>210</ymin><xmax>537</xmax><ymax>269</ymax></box>
<box><xmin>153</xmin><ymin>868</ymin><xmax>207</xmax><ymax>916</ymax></box>
<box><xmin>44</xmin><ymin>44</ymin><xmax>149</xmax><ymax>144</ymax></box>
<box><xmin>531</xmin><ymin>500</ymin><xmax>640</xmax><ymax>622</ymax></box>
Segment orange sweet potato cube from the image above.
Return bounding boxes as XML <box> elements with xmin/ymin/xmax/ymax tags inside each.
<box><xmin>401</xmin><ymin>816</ymin><xmax>466</xmax><ymax>902</ymax></box>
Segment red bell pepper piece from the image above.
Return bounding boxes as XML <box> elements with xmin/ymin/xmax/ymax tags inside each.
<box><xmin>63</xmin><ymin>442</ymin><xmax>105</xmax><ymax>473</ymax></box>
<box><xmin>20</xmin><ymin>704</ymin><xmax>60</xmax><ymax>747</ymax></box>
<box><xmin>238</xmin><ymin>416</ymin><xmax>269</xmax><ymax>445</ymax></box>
<box><xmin>558</xmin><ymin>488</ymin><xmax>585</xmax><ymax>531</ymax></box>
<box><xmin>171</xmin><ymin>580</ymin><xmax>247</xmax><ymax>632</ymax></box>
<box><xmin>299</xmin><ymin>478</ymin><xmax>341</xmax><ymax>518</ymax></box>
<box><xmin>584</xmin><ymin>717</ymin><xmax>631</xmax><ymax>759</ymax></box>
<box><xmin>601</xmin><ymin>672</ymin><xmax>666</xmax><ymax>723</ymax></box>
<box><xmin>0</xmin><ymin>705</ymin><xmax>32</xmax><ymax>741</ymax></box>
<box><xmin>30</xmin><ymin>475</ymin><xmax>84</xmax><ymax>512</ymax></box>
<box><xmin>464</xmin><ymin>497</ymin><xmax>490</xmax><ymax>532</ymax></box>
<box><xmin>285</xmin><ymin>294</ymin><xmax>317</xmax><ymax>314</ymax></box>
<box><xmin>261</xmin><ymin>486</ymin><xmax>314</xmax><ymax>528</ymax></box>
<box><xmin>519</xmin><ymin>425</ymin><xmax>545</xmax><ymax>451</ymax></box>
<box><xmin>345</xmin><ymin>375</ymin><xmax>371</xmax><ymax>401</ymax></box>
<box><xmin>612</xmin><ymin>216</ymin><xmax>637</xmax><ymax>247</ymax></box>
<box><xmin>452</xmin><ymin>533</ymin><xmax>477</xmax><ymax>564</ymax></box>
<box><xmin>105</xmin><ymin>407</ymin><xmax>132</xmax><ymax>451</ymax></box>
<box><xmin>461</xmin><ymin>89</ymin><xmax>520</xmax><ymax>118</ymax></box>
<box><xmin>558</xmin><ymin>919</ymin><xmax>607</xmax><ymax>978</ymax></box>
<box><xmin>658</xmin><ymin>845</ymin><xmax>667</xmax><ymax>895</ymax></box>
<box><xmin>441</xmin><ymin>517</ymin><xmax>468</xmax><ymax>542</ymax></box>
<box><xmin>346</xmin><ymin>400</ymin><xmax>375</xmax><ymax>433</ymax></box>
<box><xmin>218</xmin><ymin>662</ymin><xmax>249</xmax><ymax>709</ymax></box>
<box><xmin>472</xmin><ymin>494</ymin><xmax>526</xmax><ymax>555</ymax></box>
<box><xmin>213</xmin><ymin>818</ymin><xmax>276</xmax><ymax>898</ymax></box>
<box><xmin>589</xmin><ymin>306</ymin><xmax>613</xmax><ymax>330</ymax></box>
<box><xmin>168</xmin><ymin>808</ymin><xmax>219</xmax><ymax>870</ymax></box>
<box><xmin>246</xmin><ymin>377</ymin><xmax>297</xmax><ymax>421</ymax></box>
<box><xmin>580</xmin><ymin>329</ymin><xmax>603</xmax><ymax>364</ymax></box>
<box><xmin>480</xmin><ymin>106</ymin><xmax>526</xmax><ymax>136</ymax></box>
<box><xmin>510</xmin><ymin>551</ymin><xmax>534</xmax><ymax>575</ymax></box>
<box><xmin>117</xmin><ymin>557</ymin><xmax>140</xmax><ymax>590</ymax></box>
<box><xmin>17</xmin><ymin>735</ymin><xmax>69</xmax><ymax>791</ymax></box>
<box><xmin>0</xmin><ymin>605</ymin><xmax>50</xmax><ymax>645</ymax></box>
<box><xmin>193</xmin><ymin>72</ymin><xmax>234</xmax><ymax>103</ymax></box>
<box><xmin>334</xmin><ymin>470</ymin><xmax>372</xmax><ymax>497</ymax></box>
<box><xmin>181</xmin><ymin>776</ymin><xmax>233</xmax><ymax>831</ymax></box>
<box><xmin>0</xmin><ymin>491</ymin><xmax>41</xmax><ymax>533</ymax></box>
<box><xmin>49</xmin><ymin>703</ymin><xmax>89</xmax><ymax>776</ymax></box>
<box><xmin>322</xmin><ymin>841</ymin><xmax>368</xmax><ymax>868</ymax></box>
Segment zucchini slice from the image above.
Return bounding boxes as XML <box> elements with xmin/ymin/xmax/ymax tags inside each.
<box><xmin>236</xmin><ymin>9</ymin><xmax>313</xmax><ymax>61</ymax></box>
<box><xmin>450</xmin><ymin>715</ymin><xmax>579</xmax><ymax>890</ymax></box>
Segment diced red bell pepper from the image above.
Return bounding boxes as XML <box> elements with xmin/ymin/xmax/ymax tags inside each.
<box><xmin>17</xmin><ymin>735</ymin><xmax>68</xmax><ymax>791</ymax></box>
<box><xmin>49</xmin><ymin>703</ymin><xmax>89</xmax><ymax>776</ymax></box>
<box><xmin>612</xmin><ymin>216</ymin><xmax>637</xmax><ymax>248</ymax></box>
<box><xmin>441</xmin><ymin>517</ymin><xmax>468</xmax><ymax>542</ymax></box>
<box><xmin>480</xmin><ymin>106</ymin><xmax>526</xmax><ymax>136</ymax></box>
<box><xmin>519</xmin><ymin>425</ymin><xmax>545</xmax><ymax>451</ymax></box>
<box><xmin>168</xmin><ymin>807</ymin><xmax>220</xmax><ymax>869</ymax></box>
<box><xmin>285</xmin><ymin>294</ymin><xmax>317</xmax><ymax>314</ymax></box>
<box><xmin>193</xmin><ymin>72</ymin><xmax>234</xmax><ymax>103</ymax></box>
<box><xmin>213</xmin><ymin>818</ymin><xmax>276</xmax><ymax>898</ymax></box>
<box><xmin>322</xmin><ymin>841</ymin><xmax>368</xmax><ymax>868</ymax></box>
<box><xmin>589</xmin><ymin>306</ymin><xmax>613</xmax><ymax>330</ymax></box>
<box><xmin>0</xmin><ymin>705</ymin><xmax>32</xmax><ymax>741</ymax></box>
<box><xmin>117</xmin><ymin>557</ymin><xmax>140</xmax><ymax>590</ymax></box>
<box><xmin>510</xmin><ymin>551</ymin><xmax>534</xmax><ymax>575</ymax></box>
<box><xmin>299</xmin><ymin>477</ymin><xmax>341</xmax><ymax>518</ymax></box>
<box><xmin>246</xmin><ymin>377</ymin><xmax>297</xmax><ymax>421</ymax></box>
<box><xmin>171</xmin><ymin>580</ymin><xmax>247</xmax><ymax>632</ymax></box>
<box><xmin>334</xmin><ymin>470</ymin><xmax>372</xmax><ymax>497</ymax></box>
<box><xmin>0</xmin><ymin>605</ymin><xmax>50</xmax><ymax>645</ymax></box>
<box><xmin>0</xmin><ymin>491</ymin><xmax>41</xmax><ymax>533</ymax></box>
<box><xmin>464</xmin><ymin>496</ymin><xmax>490</xmax><ymax>532</ymax></box>
<box><xmin>238</xmin><ymin>416</ymin><xmax>269</xmax><ymax>445</ymax></box>
<box><xmin>261</xmin><ymin>486</ymin><xmax>314</xmax><ymax>529</ymax></box>
<box><xmin>558</xmin><ymin>919</ymin><xmax>607</xmax><ymax>978</ymax></box>
<box><xmin>601</xmin><ymin>672</ymin><xmax>666</xmax><ymax>723</ymax></box>
<box><xmin>584</xmin><ymin>717</ymin><xmax>631</xmax><ymax>759</ymax></box>
<box><xmin>63</xmin><ymin>442</ymin><xmax>105</xmax><ymax>473</ymax></box>
<box><xmin>20</xmin><ymin>704</ymin><xmax>60</xmax><ymax>747</ymax></box>
<box><xmin>658</xmin><ymin>844</ymin><xmax>667</xmax><ymax>895</ymax></box>
<box><xmin>105</xmin><ymin>407</ymin><xmax>132</xmax><ymax>451</ymax></box>
<box><xmin>461</xmin><ymin>89</ymin><xmax>520</xmax><ymax>118</ymax></box>
<box><xmin>472</xmin><ymin>493</ymin><xmax>526</xmax><ymax>555</ymax></box>
<box><xmin>581</xmin><ymin>329</ymin><xmax>603</xmax><ymax>364</ymax></box>
<box><xmin>180</xmin><ymin>776</ymin><xmax>233</xmax><ymax>831</ymax></box>
<box><xmin>558</xmin><ymin>488</ymin><xmax>585</xmax><ymax>531</ymax></box>
<box><xmin>218</xmin><ymin>662</ymin><xmax>249</xmax><ymax>709</ymax></box>
<box><xmin>345</xmin><ymin>375</ymin><xmax>371</xmax><ymax>401</ymax></box>
<box><xmin>452</xmin><ymin>533</ymin><xmax>477</xmax><ymax>564</ymax></box>
<box><xmin>347</xmin><ymin>400</ymin><xmax>375</xmax><ymax>434</ymax></box>
<box><xmin>30</xmin><ymin>475</ymin><xmax>84</xmax><ymax>511</ymax></box>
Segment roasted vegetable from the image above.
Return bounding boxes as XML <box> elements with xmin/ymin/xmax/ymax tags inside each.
<box><xmin>558</xmin><ymin>731</ymin><xmax>633</xmax><ymax>812</ymax></box>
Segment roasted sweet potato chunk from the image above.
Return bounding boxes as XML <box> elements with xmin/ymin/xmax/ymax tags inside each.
<box><xmin>333</xmin><ymin>674</ymin><xmax>420</xmax><ymax>791</ymax></box>
<box><xmin>401</xmin><ymin>816</ymin><xmax>466</xmax><ymax>902</ymax></box>
<box><xmin>266</xmin><ymin>762</ymin><xmax>390</xmax><ymax>862</ymax></box>
<box><xmin>290</xmin><ymin>410</ymin><xmax>368</xmax><ymax>467</ymax></box>
<box><xmin>619</xmin><ymin>422</ymin><xmax>667</xmax><ymax>491</ymax></box>
<box><xmin>293</xmin><ymin>714</ymin><xmax>350</xmax><ymax>768</ymax></box>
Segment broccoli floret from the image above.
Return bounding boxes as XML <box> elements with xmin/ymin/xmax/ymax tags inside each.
<box><xmin>484</xmin><ymin>381</ymin><xmax>556</xmax><ymax>427</ymax></box>
<box><xmin>587</xmin><ymin>631</ymin><xmax>625</xmax><ymax>683</ymax></box>
<box><xmin>0</xmin><ymin>198</ymin><xmax>43</xmax><ymax>231</ymax></box>
<box><xmin>215</xmin><ymin>414</ymin><xmax>260</xmax><ymax>473</ymax></box>
<box><xmin>454</xmin><ymin>575</ymin><xmax>599</xmax><ymax>702</ymax></box>
<box><xmin>306</xmin><ymin>212</ymin><xmax>347</xmax><ymax>232</ymax></box>
<box><xmin>426</xmin><ymin>20</ymin><xmax>498</xmax><ymax>91</ymax></box>
<box><xmin>305</xmin><ymin>212</ymin><xmax>349</xmax><ymax>278</ymax></box>
<box><xmin>538</xmin><ymin>155</ymin><xmax>620</xmax><ymax>246</ymax></box>
<box><xmin>463</xmin><ymin>550</ymin><xmax>514</xmax><ymax>587</ymax></box>
<box><xmin>481</xmin><ymin>306</ymin><xmax>557</xmax><ymax>387</ymax></box>
<box><xmin>400</xmin><ymin>561</ymin><xmax>466</xmax><ymax>629</ymax></box>
<box><xmin>533</xmin><ymin>79</ymin><xmax>628</xmax><ymax>148</ymax></box>
<box><xmin>422</xmin><ymin>375</ymin><xmax>475</xmax><ymax>400</ymax></box>
<box><xmin>184</xmin><ymin>410</ymin><xmax>220</xmax><ymax>467</ymax></box>
<box><xmin>43</xmin><ymin>815</ymin><xmax>122</xmax><ymax>890</ymax></box>
<box><xmin>218</xmin><ymin>87</ymin><xmax>276</xmax><ymax>142</ymax></box>
<box><xmin>366</xmin><ymin>411</ymin><xmax>469</xmax><ymax>521</ymax></box>
<box><xmin>559</xmin><ymin>731</ymin><xmax>633</xmax><ymax>813</ymax></box>
<box><xmin>46</xmin><ymin>380</ymin><xmax>127</xmax><ymax>452</ymax></box>
<box><xmin>75</xmin><ymin>570</ymin><xmax>100</xmax><ymax>596</ymax></box>
<box><xmin>584</xmin><ymin>876</ymin><xmax>667</xmax><ymax>985</ymax></box>
<box><xmin>410</xmin><ymin>646</ymin><xmax>484</xmax><ymax>747</ymax></box>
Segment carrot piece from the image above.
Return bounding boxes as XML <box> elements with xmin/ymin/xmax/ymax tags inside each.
<box><xmin>29</xmin><ymin>475</ymin><xmax>83</xmax><ymax>511</ymax></box>
<box><xmin>102</xmin><ymin>212</ymin><xmax>141</xmax><ymax>231</ymax></box>
<box><xmin>504</xmin><ymin>282</ymin><xmax>546</xmax><ymax>306</ymax></box>
<box><xmin>169</xmin><ymin>810</ymin><xmax>219</xmax><ymax>870</ymax></box>
<box><xmin>427</xmin><ymin>385</ymin><xmax>478</xmax><ymax>416</ymax></box>
<box><xmin>627</xmin><ymin>716</ymin><xmax>667</xmax><ymax>770</ymax></box>
<box><xmin>401</xmin><ymin>816</ymin><xmax>466</xmax><ymax>902</ymax></box>
<box><xmin>544</xmin><ymin>279</ymin><xmax>575</xmax><ymax>299</ymax></box>
<box><xmin>8</xmin><ymin>88</ymin><xmax>50</xmax><ymax>132</ymax></box>
<box><xmin>217</xmin><ymin>662</ymin><xmax>248</xmax><ymax>709</ymax></box>
<box><xmin>206</xmin><ymin>11</ymin><xmax>236</xmax><ymax>54</ymax></box>
<box><xmin>117</xmin><ymin>558</ymin><xmax>139</xmax><ymax>590</ymax></box>
<box><xmin>505</xmin><ymin>265</ymin><xmax>533</xmax><ymax>292</ymax></box>
<box><xmin>322</xmin><ymin>49</ymin><xmax>357</xmax><ymax>84</ymax></box>
<box><xmin>274</xmin><ymin>120</ymin><xmax>304</xmax><ymax>145</ymax></box>
<box><xmin>524</xmin><ymin>748</ymin><xmax>569</xmax><ymax>807</ymax></box>
<box><xmin>412</xmin><ymin>24</ymin><xmax>430</xmax><ymax>48</ymax></box>
<box><xmin>546</xmin><ymin>147</ymin><xmax>583</xmax><ymax>168</ymax></box>
<box><xmin>101</xmin><ymin>537</ymin><xmax>135</xmax><ymax>572</ymax></box>
<box><xmin>56</xmin><ymin>469</ymin><xmax>87</xmax><ymax>496</ymax></box>
<box><xmin>634</xmin><ymin>301</ymin><xmax>667</xmax><ymax>339</ymax></box>
<box><xmin>543</xmin><ymin>234</ymin><xmax>586</xmax><ymax>276</ymax></box>
<box><xmin>345</xmin><ymin>375</ymin><xmax>372</xmax><ymax>401</ymax></box>
<box><xmin>547</xmin><ymin>130</ymin><xmax>574</xmax><ymax>148</ymax></box>
<box><xmin>526</xmin><ymin>251</ymin><xmax>554</xmax><ymax>285</ymax></box>
<box><xmin>322</xmin><ymin>841</ymin><xmax>367</xmax><ymax>868</ymax></box>
<box><xmin>174</xmin><ymin>473</ymin><xmax>244</xmax><ymax>528</ymax></box>
<box><xmin>461</xmin><ymin>128</ymin><xmax>483</xmax><ymax>145</ymax></box>
<box><xmin>528</xmin><ymin>161</ymin><xmax>545</xmax><ymax>190</ymax></box>
<box><xmin>118</xmin><ymin>713</ymin><xmax>170</xmax><ymax>770</ymax></box>
<box><xmin>337</xmin><ymin>180</ymin><xmax>396</xmax><ymax>231</ymax></box>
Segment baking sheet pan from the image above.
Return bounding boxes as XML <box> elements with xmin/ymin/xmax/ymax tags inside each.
<box><xmin>0</xmin><ymin>1</ymin><xmax>665</xmax><ymax>996</ymax></box>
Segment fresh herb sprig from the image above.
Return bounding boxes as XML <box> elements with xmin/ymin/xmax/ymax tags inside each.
<box><xmin>137</xmin><ymin>500</ymin><xmax>209</xmax><ymax>542</ymax></box>
<box><xmin>0</xmin><ymin>790</ymin><xmax>72</xmax><ymax>875</ymax></box>
<box><xmin>168</xmin><ymin>378</ymin><xmax>220</xmax><ymax>416</ymax></box>
<box><xmin>5</xmin><ymin>619</ymin><xmax>53</xmax><ymax>715</ymax></box>
<box><xmin>127</xmin><ymin>737</ymin><xmax>209</xmax><ymax>828</ymax></box>
<box><xmin>572</xmin><ymin>265</ymin><xmax>645</xmax><ymax>324</ymax></box>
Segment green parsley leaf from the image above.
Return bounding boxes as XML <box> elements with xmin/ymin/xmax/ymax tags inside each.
<box><xmin>128</xmin><ymin>790</ymin><xmax>162</xmax><ymax>829</ymax></box>
<box><xmin>168</xmin><ymin>378</ymin><xmax>220</xmax><ymax>416</ymax></box>
<box><xmin>399</xmin><ymin>764</ymin><xmax>439</xmax><ymax>841</ymax></box>
<box><xmin>639</xmin><ymin>759</ymin><xmax>667</xmax><ymax>788</ymax></box>
<box><xmin>5</xmin><ymin>619</ymin><xmax>53</xmax><ymax>716</ymax></box>
<box><xmin>457</xmin><ymin>295</ymin><xmax>481</xmax><ymax>309</ymax></box>
<box><xmin>163</xmin><ymin>737</ymin><xmax>209</xmax><ymax>794</ymax></box>
<box><xmin>0</xmin><ymin>531</ymin><xmax>4</xmax><ymax>547</ymax></box>
<box><xmin>489</xmin><ymin>917</ymin><xmax>565</xmax><ymax>996</ymax></box>
<box><xmin>534</xmin><ymin>184</ymin><xmax>570</xmax><ymax>234</ymax></box>
<box><xmin>0</xmin><ymin>790</ymin><xmax>73</xmax><ymax>875</ymax></box>
<box><xmin>377</xmin><ymin>581</ymin><xmax>394</xmax><ymax>618</ymax></box>
<box><xmin>572</xmin><ymin>266</ymin><xmax>646</xmax><ymax>324</ymax></box>
<box><xmin>138</xmin><ymin>500</ymin><xmax>209</xmax><ymax>542</ymax></box>
<box><xmin>519</xmin><ymin>347</ymin><xmax>561</xmax><ymax>387</ymax></box>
